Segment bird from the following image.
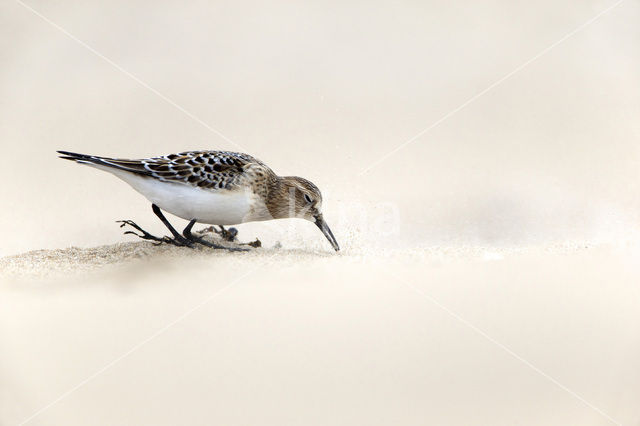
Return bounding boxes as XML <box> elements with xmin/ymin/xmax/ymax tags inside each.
<box><xmin>57</xmin><ymin>150</ymin><xmax>339</xmax><ymax>252</ymax></box>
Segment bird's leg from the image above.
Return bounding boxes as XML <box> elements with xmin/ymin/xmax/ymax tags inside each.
<box><xmin>117</xmin><ymin>204</ymin><xmax>194</xmax><ymax>247</ymax></box>
<box><xmin>117</xmin><ymin>220</ymin><xmax>188</xmax><ymax>247</ymax></box>
<box><xmin>213</xmin><ymin>225</ymin><xmax>238</xmax><ymax>242</ymax></box>
<box><xmin>151</xmin><ymin>204</ymin><xmax>194</xmax><ymax>247</ymax></box>
<box><xmin>183</xmin><ymin>220</ymin><xmax>248</xmax><ymax>252</ymax></box>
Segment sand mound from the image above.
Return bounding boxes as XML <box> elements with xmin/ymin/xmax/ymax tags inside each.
<box><xmin>0</xmin><ymin>227</ymin><xmax>356</xmax><ymax>281</ymax></box>
<box><xmin>0</xmin><ymin>229</ymin><xmax>264</xmax><ymax>280</ymax></box>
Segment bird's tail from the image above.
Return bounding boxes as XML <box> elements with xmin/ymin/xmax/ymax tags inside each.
<box><xmin>57</xmin><ymin>150</ymin><xmax>152</xmax><ymax>176</ymax></box>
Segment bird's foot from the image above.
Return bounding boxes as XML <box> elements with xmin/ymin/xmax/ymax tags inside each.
<box><xmin>209</xmin><ymin>225</ymin><xmax>238</xmax><ymax>242</ymax></box>
<box><xmin>196</xmin><ymin>226</ymin><xmax>260</xmax><ymax>250</ymax></box>
<box><xmin>117</xmin><ymin>220</ymin><xmax>193</xmax><ymax>247</ymax></box>
<box><xmin>183</xmin><ymin>221</ymin><xmax>248</xmax><ymax>252</ymax></box>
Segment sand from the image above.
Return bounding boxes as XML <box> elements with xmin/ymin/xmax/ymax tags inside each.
<box><xmin>0</xmin><ymin>230</ymin><xmax>265</xmax><ymax>280</ymax></box>
<box><xmin>2</xmin><ymin>240</ymin><xmax>640</xmax><ymax>425</ymax></box>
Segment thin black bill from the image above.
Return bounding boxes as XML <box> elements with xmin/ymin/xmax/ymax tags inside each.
<box><xmin>315</xmin><ymin>215</ymin><xmax>340</xmax><ymax>251</ymax></box>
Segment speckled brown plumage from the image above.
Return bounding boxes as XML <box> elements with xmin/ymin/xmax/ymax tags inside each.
<box><xmin>58</xmin><ymin>149</ymin><xmax>340</xmax><ymax>251</ymax></box>
<box><xmin>65</xmin><ymin>150</ymin><xmax>275</xmax><ymax>191</ymax></box>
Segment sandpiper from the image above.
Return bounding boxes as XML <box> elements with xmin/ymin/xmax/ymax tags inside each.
<box><xmin>58</xmin><ymin>150</ymin><xmax>339</xmax><ymax>251</ymax></box>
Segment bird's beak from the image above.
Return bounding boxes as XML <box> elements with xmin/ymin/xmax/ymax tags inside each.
<box><xmin>314</xmin><ymin>215</ymin><xmax>340</xmax><ymax>251</ymax></box>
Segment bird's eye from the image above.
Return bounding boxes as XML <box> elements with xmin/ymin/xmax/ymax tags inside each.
<box><xmin>304</xmin><ymin>193</ymin><xmax>313</xmax><ymax>204</ymax></box>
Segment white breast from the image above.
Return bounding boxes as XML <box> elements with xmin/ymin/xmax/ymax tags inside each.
<box><xmin>91</xmin><ymin>165</ymin><xmax>255</xmax><ymax>225</ymax></box>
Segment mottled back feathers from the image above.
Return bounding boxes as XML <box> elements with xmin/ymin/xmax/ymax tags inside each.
<box><xmin>58</xmin><ymin>150</ymin><xmax>275</xmax><ymax>191</ymax></box>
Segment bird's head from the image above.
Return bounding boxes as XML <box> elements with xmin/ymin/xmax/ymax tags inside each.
<box><xmin>268</xmin><ymin>176</ymin><xmax>339</xmax><ymax>251</ymax></box>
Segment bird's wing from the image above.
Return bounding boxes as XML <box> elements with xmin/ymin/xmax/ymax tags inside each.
<box><xmin>58</xmin><ymin>150</ymin><xmax>273</xmax><ymax>190</ymax></box>
<box><xmin>143</xmin><ymin>151</ymin><xmax>273</xmax><ymax>189</ymax></box>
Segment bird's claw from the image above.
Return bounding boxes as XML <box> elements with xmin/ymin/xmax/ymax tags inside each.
<box><xmin>210</xmin><ymin>225</ymin><xmax>238</xmax><ymax>242</ymax></box>
<box><xmin>117</xmin><ymin>220</ymin><xmax>192</xmax><ymax>247</ymax></box>
<box><xmin>117</xmin><ymin>219</ymin><xmax>259</xmax><ymax>251</ymax></box>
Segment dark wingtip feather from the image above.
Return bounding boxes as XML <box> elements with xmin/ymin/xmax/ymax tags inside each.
<box><xmin>56</xmin><ymin>150</ymin><xmax>154</xmax><ymax>176</ymax></box>
<box><xmin>57</xmin><ymin>150</ymin><xmax>89</xmax><ymax>158</ymax></box>
<box><xmin>57</xmin><ymin>150</ymin><xmax>97</xmax><ymax>163</ymax></box>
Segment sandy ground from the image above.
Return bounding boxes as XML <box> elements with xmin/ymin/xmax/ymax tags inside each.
<box><xmin>2</xmin><ymin>238</ymin><xmax>640</xmax><ymax>425</ymax></box>
<box><xmin>3</xmin><ymin>0</ymin><xmax>640</xmax><ymax>424</ymax></box>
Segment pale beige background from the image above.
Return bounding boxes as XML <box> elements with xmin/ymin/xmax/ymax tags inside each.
<box><xmin>1</xmin><ymin>0</ymin><xmax>640</xmax><ymax>425</ymax></box>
